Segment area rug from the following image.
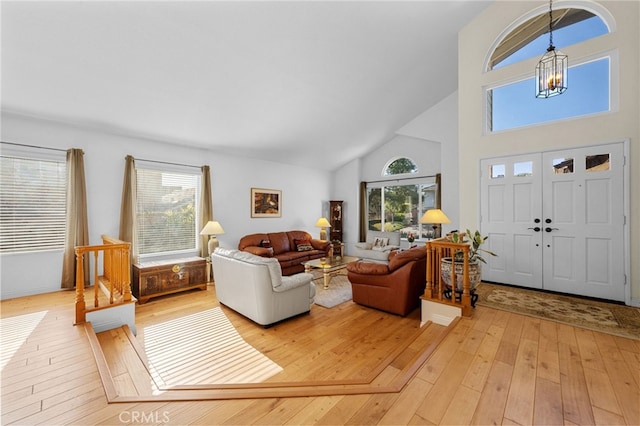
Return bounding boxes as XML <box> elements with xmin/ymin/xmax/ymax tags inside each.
<box><xmin>313</xmin><ymin>273</ymin><xmax>353</xmax><ymax>308</ymax></box>
<box><xmin>475</xmin><ymin>283</ymin><xmax>640</xmax><ymax>340</ymax></box>
<box><xmin>142</xmin><ymin>307</ymin><xmax>283</xmax><ymax>386</ymax></box>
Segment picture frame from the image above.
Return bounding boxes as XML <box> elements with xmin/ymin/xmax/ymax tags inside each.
<box><xmin>251</xmin><ymin>188</ymin><xmax>282</xmax><ymax>218</ymax></box>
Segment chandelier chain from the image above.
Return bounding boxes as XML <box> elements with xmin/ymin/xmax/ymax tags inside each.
<box><xmin>548</xmin><ymin>0</ymin><xmax>554</xmax><ymax>48</ymax></box>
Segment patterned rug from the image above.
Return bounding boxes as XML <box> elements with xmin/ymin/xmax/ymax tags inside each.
<box><xmin>312</xmin><ymin>273</ymin><xmax>353</xmax><ymax>308</ymax></box>
<box><xmin>475</xmin><ymin>283</ymin><xmax>640</xmax><ymax>340</ymax></box>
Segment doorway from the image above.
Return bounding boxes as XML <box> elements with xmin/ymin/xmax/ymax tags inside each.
<box><xmin>480</xmin><ymin>142</ymin><xmax>627</xmax><ymax>301</ymax></box>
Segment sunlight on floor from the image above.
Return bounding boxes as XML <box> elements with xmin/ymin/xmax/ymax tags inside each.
<box><xmin>142</xmin><ymin>307</ymin><xmax>282</xmax><ymax>385</ymax></box>
<box><xmin>0</xmin><ymin>310</ymin><xmax>48</xmax><ymax>371</ymax></box>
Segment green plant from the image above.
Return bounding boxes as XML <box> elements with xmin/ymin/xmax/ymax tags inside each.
<box><xmin>451</xmin><ymin>229</ymin><xmax>497</xmax><ymax>264</ymax></box>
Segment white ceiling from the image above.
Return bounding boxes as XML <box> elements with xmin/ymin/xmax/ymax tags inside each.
<box><xmin>1</xmin><ymin>1</ymin><xmax>491</xmax><ymax>171</ymax></box>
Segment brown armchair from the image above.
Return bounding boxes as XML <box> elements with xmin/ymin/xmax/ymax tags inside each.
<box><xmin>346</xmin><ymin>246</ymin><xmax>426</xmax><ymax>316</ymax></box>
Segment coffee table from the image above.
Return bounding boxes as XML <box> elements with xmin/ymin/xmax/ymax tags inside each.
<box><xmin>304</xmin><ymin>256</ymin><xmax>359</xmax><ymax>289</ymax></box>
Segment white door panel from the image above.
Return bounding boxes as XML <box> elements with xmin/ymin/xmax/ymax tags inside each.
<box><xmin>481</xmin><ymin>154</ymin><xmax>542</xmax><ymax>289</ymax></box>
<box><xmin>481</xmin><ymin>143</ymin><xmax>625</xmax><ymax>301</ymax></box>
<box><xmin>542</xmin><ymin>144</ymin><xmax>625</xmax><ymax>300</ymax></box>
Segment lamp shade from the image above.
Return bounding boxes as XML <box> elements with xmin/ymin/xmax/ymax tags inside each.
<box><xmin>200</xmin><ymin>220</ymin><xmax>225</xmax><ymax>236</ymax></box>
<box><xmin>420</xmin><ymin>209</ymin><xmax>451</xmax><ymax>224</ymax></box>
<box><xmin>314</xmin><ymin>217</ymin><xmax>331</xmax><ymax>228</ymax></box>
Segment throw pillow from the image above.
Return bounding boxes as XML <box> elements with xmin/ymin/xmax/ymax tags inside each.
<box><xmin>373</xmin><ymin>237</ymin><xmax>389</xmax><ymax>248</ymax></box>
<box><xmin>294</xmin><ymin>238</ymin><xmax>314</xmax><ymax>251</ymax></box>
<box><xmin>259</xmin><ymin>239</ymin><xmax>272</xmax><ymax>248</ymax></box>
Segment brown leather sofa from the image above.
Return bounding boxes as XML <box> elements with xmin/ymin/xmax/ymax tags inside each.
<box><xmin>238</xmin><ymin>231</ymin><xmax>331</xmax><ymax>275</ymax></box>
<box><xmin>346</xmin><ymin>246</ymin><xmax>426</xmax><ymax>316</ymax></box>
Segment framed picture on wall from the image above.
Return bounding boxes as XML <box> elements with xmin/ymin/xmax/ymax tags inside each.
<box><xmin>251</xmin><ymin>188</ymin><xmax>282</xmax><ymax>218</ymax></box>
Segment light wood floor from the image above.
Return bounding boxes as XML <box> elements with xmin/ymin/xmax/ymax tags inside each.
<box><xmin>2</xmin><ymin>284</ymin><xmax>639</xmax><ymax>425</ymax></box>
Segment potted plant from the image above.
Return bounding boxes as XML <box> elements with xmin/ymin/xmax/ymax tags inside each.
<box><xmin>441</xmin><ymin>229</ymin><xmax>497</xmax><ymax>298</ymax></box>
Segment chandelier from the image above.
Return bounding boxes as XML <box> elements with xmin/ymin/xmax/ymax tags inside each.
<box><xmin>535</xmin><ymin>0</ymin><xmax>568</xmax><ymax>98</ymax></box>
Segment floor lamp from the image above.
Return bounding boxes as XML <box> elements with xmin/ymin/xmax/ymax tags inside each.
<box><xmin>200</xmin><ymin>220</ymin><xmax>225</xmax><ymax>281</ymax></box>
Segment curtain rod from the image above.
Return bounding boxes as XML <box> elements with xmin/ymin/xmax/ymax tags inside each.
<box><xmin>133</xmin><ymin>156</ymin><xmax>202</xmax><ymax>169</ymax></box>
<box><xmin>366</xmin><ymin>174</ymin><xmax>438</xmax><ymax>184</ymax></box>
<box><xmin>1</xmin><ymin>140</ymin><xmax>67</xmax><ymax>153</ymax></box>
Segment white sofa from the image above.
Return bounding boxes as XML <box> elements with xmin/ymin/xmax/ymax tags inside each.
<box><xmin>352</xmin><ymin>231</ymin><xmax>401</xmax><ymax>263</ymax></box>
<box><xmin>211</xmin><ymin>248</ymin><xmax>316</xmax><ymax>326</ymax></box>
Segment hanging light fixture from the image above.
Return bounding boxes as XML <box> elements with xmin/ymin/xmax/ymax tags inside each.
<box><xmin>535</xmin><ymin>0</ymin><xmax>568</xmax><ymax>98</ymax></box>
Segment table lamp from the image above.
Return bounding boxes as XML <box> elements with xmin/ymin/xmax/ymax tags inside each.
<box><xmin>314</xmin><ymin>217</ymin><xmax>331</xmax><ymax>241</ymax></box>
<box><xmin>419</xmin><ymin>209</ymin><xmax>451</xmax><ymax>238</ymax></box>
<box><xmin>200</xmin><ymin>220</ymin><xmax>225</xmax><ymax>256</ymax></box>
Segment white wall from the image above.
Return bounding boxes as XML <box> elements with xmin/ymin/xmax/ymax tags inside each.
<box><xmin>397</xmin><ymin>92</ymin><xmax>460</xmax><ymax>230</ymax></box>
<box><xmin>458</xmin><ymin>1</ymin><xmax>639</xmax><ymax>301</ymax></box>
<box><xmin>0</xmin><ymin>112</ymin><xmax>331</xmax><ymax>299</ymax></box>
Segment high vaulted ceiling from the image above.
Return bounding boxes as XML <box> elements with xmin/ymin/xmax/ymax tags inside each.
<box><xmin>1</xmin><ymin>1</ymin><xmax>491</xmax><ymax>170</ymax></box>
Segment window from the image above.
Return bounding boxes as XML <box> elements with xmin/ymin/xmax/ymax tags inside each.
<box><xmin>366</xmin><ymin>177</ymin><xmax>438</xmax><ymax>240</ymax></box>
<box><xmin>136</xmin><ymin>164</ymin><xmax>201</xmax><ymax>256</ymax></box>
<box><xmin>490</xmin><ymin>58</ymin><xmax>610</xmax><ymax>131</ymax></box>
<box><xmin>486</xmin><ymin>7</ymin><xmax>612</xmax><ymax>132</ymax></box>
<box><xmin>0</xmin><ymin>147</ymin><xmax>67</xmax><ymax>253</ymax></box>
<box><xmin>384</xmin><ymin>158</ymin><xmax>418</xmax><ymax>176</ymax></box>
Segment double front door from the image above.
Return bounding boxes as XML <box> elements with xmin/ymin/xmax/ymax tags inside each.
<box><xmin>480</xmin><ymin>142</ymin><xmax>626</xmax><ymax>301</ymax></box>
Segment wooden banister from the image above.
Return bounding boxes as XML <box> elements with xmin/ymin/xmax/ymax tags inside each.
<box><xmin>74</xmin><ymin>235</ymin><xmax>132</xmax><ymax>325</ymax></box>
<box><xmin>424</xmin><ymin>237</ymin><xmax>473</xmax><ymax>317</ymax></box>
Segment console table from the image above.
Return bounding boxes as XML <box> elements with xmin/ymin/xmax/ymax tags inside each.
<box><xmin>132</xmin><ymin>257</ymin><xmax>207</xmax><ymax>304</ymax></box>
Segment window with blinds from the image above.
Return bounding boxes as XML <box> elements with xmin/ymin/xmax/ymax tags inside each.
<box><xmin>136</xmin><ymin>166</ymin><xmax>201</xmax><ymax>256</ymax></box>
<box><xmin>0</xmin><ymin>153</ymin><xmax>67</xmax><ymax>254</ymax></box>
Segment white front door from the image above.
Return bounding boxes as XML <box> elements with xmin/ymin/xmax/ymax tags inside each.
<box><xmin>480</xmin><ymin>143</ymin><xmax>626</xmax><ymax>301</ymax></box>
<box><xmin>480</xmin><ymin>154</ymin><xmax>543</xmax><ymax>289</ymax></box>
<box><xmin>541</xmin><ymin>144</ymin><xmax>626</xmax><ymax>300</ymax></box>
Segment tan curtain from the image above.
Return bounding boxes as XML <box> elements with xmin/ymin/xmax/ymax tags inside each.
<box><xmin>60</xmin><ymin>148</ymin><xmax>89</xmax><ymax>289</ymax></box>
<box><xmin>199</xmin><ymin>165</ymin><xmax>213</xmax><ymax>258</ymax></box>
<box><xmin>359</xmin><ymin>181</ymin><xmax>367</xmax><ymax>242</ymax></box>
<box><xmin>119</xmin><ymin>155</ymin><xmax>139</xmax><ymax>265</ymax></box>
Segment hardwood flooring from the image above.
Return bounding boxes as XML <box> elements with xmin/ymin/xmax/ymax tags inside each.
<box><xmin>2</xmin><ymin>284</ymin><xmax>639</xmax><ymax>425</ymax></box>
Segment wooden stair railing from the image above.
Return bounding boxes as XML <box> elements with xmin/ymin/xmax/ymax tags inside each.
<box><xmin>424</xmin><ymin>237</ymin><xmax>473</xmax><ymax>317</ymax></box>
<box><xmin>74</xmin><ymin>235</ymin><xmax>133</xmax><ymax>325</ymax></box>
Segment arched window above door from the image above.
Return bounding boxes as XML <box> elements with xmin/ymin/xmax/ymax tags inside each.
<box><xmin>484</xmin><ymin>3</ymin><xmax>616</xmax><ymax>133</ymax></box>
<box><xmin>489</xmin><ymin>8</ymin><xmax>608</xmax><ymax>70</ymax></box>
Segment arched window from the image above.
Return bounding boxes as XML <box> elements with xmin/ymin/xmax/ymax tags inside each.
<box><xmin>490</xmin><ymin>9</ymin><xmax>607</xmax><ymax>70</ymax></box>
<box><xmin>383</xmin><ymin>157</ymin><xmax>418</xmax><ymax>176</ymax></box>
<box><xmin>485</xmin><ymin>4</ymin><xmax>613</xmax><ymax>132</ymax></box>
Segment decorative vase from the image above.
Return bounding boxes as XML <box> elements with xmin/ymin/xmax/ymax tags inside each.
<box><xmin>440</xmin><ymin>257</ymin><xmax>482</xmax><ymax>292</ymax></box>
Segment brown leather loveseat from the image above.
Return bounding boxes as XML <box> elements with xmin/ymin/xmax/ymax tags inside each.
<box><xmin>238</xmin><ymin>231</ymin><xmax>331</xmax><ymax>275</ymax></box>
<box><xmin>346</xmin><ymin>246</ymin><xmax>426</xmax><ymax>316</ymax></box>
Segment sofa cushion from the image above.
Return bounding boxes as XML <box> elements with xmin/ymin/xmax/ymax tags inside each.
<box><xmin>347</xmin><ymin>261</ymin><xmax>390</xmax><ymax>275</ymax></box>
<box><xmin>355</xmin><ymin>242</ymin><xmax>373</xmax><ymax>250</ymax></box>
<box><xmin>268</xmin><ymin>232</ymin><xmax>291</xmax><ymax>254</ymax></box>
<box><xmin>243</xmin><ymin>246</ymin><xmax>274</xmax><ymax>257</ymax></box>
<box><xmin>214</xmin><ymin>248</ymin><xmax>283</xmax><ymax>288</ymax></box>
<box><xmin>238</xmin><ymin>233</ymin><xmax>269</xmax><ymax>251</ymax></box>
<box><xmin>388</xmin><ymin>246</ymin><xmax>426</xmax><ymax>272</ymax></box>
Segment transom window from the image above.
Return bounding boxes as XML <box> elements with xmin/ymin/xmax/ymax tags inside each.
<box><xmin>136</xmin><ymin>163</ymin><xmax>201</xmax><ymax>257</ymax></box>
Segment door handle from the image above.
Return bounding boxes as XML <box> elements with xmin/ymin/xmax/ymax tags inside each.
<box><xmin>527</xmin><ymin>227</ymin><xmax>541</xmax><ymax>232</ymax></box>
<box><xmin>545</xmin><ymin>227</ymin><xmax>559</xmax><ymax>232</ymax></box>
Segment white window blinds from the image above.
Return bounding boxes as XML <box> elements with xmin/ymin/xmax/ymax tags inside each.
<box><xmin>0</xmin><ymin>151</ymin><xmax>67</xmax><ymax>253</ymax></box>
<box><xmin>136</xmin><ymin>165</ymin><xmax>200</xmax><ymax>256</ymax></box>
